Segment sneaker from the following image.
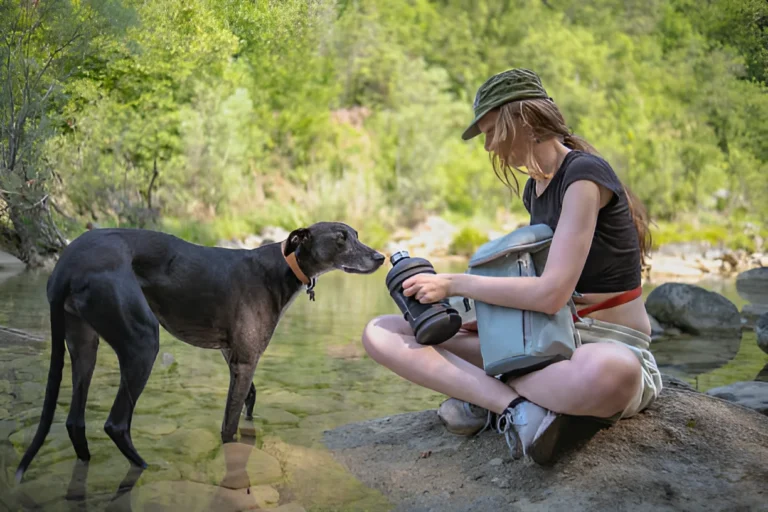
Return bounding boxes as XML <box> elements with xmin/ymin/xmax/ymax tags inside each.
<box><xmin>528</xmin><ymin>410</ymin><xmax>566</xmax><ymax>465</ymax></box>
<box><xmin>495</xmin><ymin>399</ymin><xmax>564</xmax><ymax>464</ymax></box>
<box><xmin>437</xmin><ymin>398</ymin><xmax>492</xmax><ymax>436</ymax></box>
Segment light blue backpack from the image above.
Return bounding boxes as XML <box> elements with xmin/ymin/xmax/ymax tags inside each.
<box><xmin>451</xmin><ymin>224</ymin><xmax>580</xmax><ymax>380</ymax></box>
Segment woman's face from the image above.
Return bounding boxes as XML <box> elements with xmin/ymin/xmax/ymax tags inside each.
<box><xmin>477</xmin><ymin>109</ymin><xmax>529</xmax><ymax>168</ymax></box>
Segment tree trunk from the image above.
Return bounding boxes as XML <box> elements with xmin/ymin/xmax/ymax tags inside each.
<box><xmin>4</xmin><ymin>197</ymin><xmax>66</xmax><ymax>269</ymax></box>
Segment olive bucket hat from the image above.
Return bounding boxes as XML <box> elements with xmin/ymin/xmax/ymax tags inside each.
<box><xmin>462</xmin><ymin>68</ymin><xmax>552</xmax><ymax>141</ymax></box>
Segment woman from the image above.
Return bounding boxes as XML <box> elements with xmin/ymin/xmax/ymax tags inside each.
<box><xmin>361</xmin><ymin>68</ymin><xmax>662</xmax><ymax>464</ymax></box>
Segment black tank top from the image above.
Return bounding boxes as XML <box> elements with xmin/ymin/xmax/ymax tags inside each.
<box><xmin>522</xmin><ymin>150</ymin><xmax>642</xmax><ymax>294</ymax></box>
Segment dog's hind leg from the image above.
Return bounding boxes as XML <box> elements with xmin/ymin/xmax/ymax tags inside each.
<box><xmin>221</xmin><ymin>348</ymin><xmax>257</xmax><ymax>420</ymax></box>
<box><xmin>76</xmin><ymin>272</ymin><xmax>160</xmax><ymax>469</ymax></box>
<box><xmin>64</xmin><ymin>312</ymin><xmax>99</xmax><ymax>462</ymax></box>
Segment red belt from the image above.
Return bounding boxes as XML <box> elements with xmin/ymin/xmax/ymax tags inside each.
<box><xmin>572</xmin><ymin>285</ymin><xmax>643</xmax><ymax>322</ymax></box>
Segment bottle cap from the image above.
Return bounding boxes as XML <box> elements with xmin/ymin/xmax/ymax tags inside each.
<box><xmin>390</xmin><ymin>250</ymin><xmax>410</xmax><ymax>266</ymax></box>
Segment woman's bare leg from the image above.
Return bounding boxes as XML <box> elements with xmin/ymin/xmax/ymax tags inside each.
<box><xmin>362</xmin><ymin>315</ymin><xmax>518</xmax><ymax>414</ymax></box>
<box><xmin>508</xmin><ymin>342</ymin><xmax>643</xmax><ymax>418</ymax></box>
<box><xmin>362</xmin><ymin>315</ymin><xmax>644</xmax><ymax>418</ymax></box>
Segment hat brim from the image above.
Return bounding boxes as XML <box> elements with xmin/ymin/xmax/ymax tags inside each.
<box><xmin>461</xmin><ymin>122</ymin><xmax>481</xmax><ymax>141</ymax></box>
<box><xmin>461</xmin><ymin>106</ymin><xmax>494</xmax><ymax>141</ymax></box>
<box><xmin>461</xmin><ymin>91</ymin><xmax>552</xmax><ymax>141</ymax></box>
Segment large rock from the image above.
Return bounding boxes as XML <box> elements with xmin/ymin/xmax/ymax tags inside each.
<box><xmin>706</xmin><ymin>381</ymin><xmax>768</xmax><ymax>415</ymax></box>
<box><xmin>736</xmin><ymin>268</ymin><xmax>768</xmax><ymax>327</ymax></box>
<box><xmin>736</xmin><ymin>267</ymin><xmax>768</xmax><ymax>304</ymax></box>
<box><xmin>325</xmin><ymin>389</ymin><xmax>767</xmax><ymax>512</ymax></box>
<box><xmin>645</xmin><ymin>283</ymin><xmax>741</xmax><ymax>335</ymax></box>
<box><xmin>756</xmin><ymin>313</ymin><xmax>768</xmax><ymax>355</ymax></box>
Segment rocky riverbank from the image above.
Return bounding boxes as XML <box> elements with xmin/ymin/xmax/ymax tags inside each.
<box><xmin>324</xmin><ymin>387</ymin><xmax>768</xmax><ymax>512</ymax></box>
<box><xmin>216</xmin><ymin>216</ymin><xmax>767</xmax><ymax>282</ymax></box>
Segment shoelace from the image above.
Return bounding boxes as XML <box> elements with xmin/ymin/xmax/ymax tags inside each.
<box><xmin>474</xmin><ymin>407</ymin><xmax>525</xmax><ymax>458</ymax></box>
<box><xmin>495</xmin><ymin>408</ymin><xmax>527</xmax><ymax>457</ymax></box>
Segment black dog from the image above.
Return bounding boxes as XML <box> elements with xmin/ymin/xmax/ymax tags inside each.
<box><xmin>15</xmin><ymin>222</ymin><xmax>384</xmax><ymax>482</ymax></box>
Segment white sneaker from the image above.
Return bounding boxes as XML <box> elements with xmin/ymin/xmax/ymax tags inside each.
<box><xmin>495</xmin><ymin>399</ymin><xmax>564</xmax><ymax>464</ymax></box>
<box><xmin>437</xmin><ymin>398</ymin><xmax>493</xmax><ymax>436</ymax></box>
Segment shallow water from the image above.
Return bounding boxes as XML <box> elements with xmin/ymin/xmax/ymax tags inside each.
<box><xmin>0</xmin><ymin>265</ymin><xmax>765</xmax><ymax>511</ymax></box>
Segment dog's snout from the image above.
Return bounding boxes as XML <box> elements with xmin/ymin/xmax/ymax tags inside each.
<box><xmin>373</xmin><ymin>252</ymin><xmax>385</xmax><ymax>262</ymax></box>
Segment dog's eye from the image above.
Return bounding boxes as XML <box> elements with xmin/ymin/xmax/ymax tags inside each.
<box><xmin>337</xmin><ymin>231</ymin><xmax>347</xmax><ymax>242</ymax></box>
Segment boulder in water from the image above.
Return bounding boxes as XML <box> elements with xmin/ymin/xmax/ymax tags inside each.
<box><xmin>645</xmin><ymin>283</ymin><xmax>741</xmax><ymax>335</ymax></box>
<box><xmin>706</xmin><ymin>381</ymin><xmax>768</xmax><ymax>416</ymax></box>
<box><xmin>736</xmin><ymin>267</ymin><xmax>768</xmax><ymax>303</ymax></box>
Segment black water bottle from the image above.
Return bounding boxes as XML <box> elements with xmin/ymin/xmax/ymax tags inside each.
<box><xmin>385</xmin><ymin>250</ymin><xmax>463</xmax><ymax>345</ymax></box>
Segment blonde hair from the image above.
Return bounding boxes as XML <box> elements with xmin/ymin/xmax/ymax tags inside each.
<box><xmin>488</xmin><ymin>98</ymin><xmax>653</xmax><ymax>266</ymax></box>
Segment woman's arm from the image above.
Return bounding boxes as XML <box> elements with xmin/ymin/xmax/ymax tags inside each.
<box><xmin>403</xmin><ymin>180</ymin><xmax>607</xmax><ymax>315</ymax></box>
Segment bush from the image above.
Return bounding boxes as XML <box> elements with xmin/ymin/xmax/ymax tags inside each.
<box><xmin>450</xmin><ymin>227</ymin><xmax>489</xmax><ymax>257</ymax></box>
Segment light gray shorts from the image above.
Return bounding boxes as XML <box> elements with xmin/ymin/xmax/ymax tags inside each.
<box><xmin>575</xmin><ymin>318</ymin><xmax>663</xmax><ymax>419</ymax></box>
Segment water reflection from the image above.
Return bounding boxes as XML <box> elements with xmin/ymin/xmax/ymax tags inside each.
<box><xmin>8</xmin><ymin>434</ymin><xmax>283</xmax><ymax>511</ymax></box>
<box><xmin>649</xmin><ymin>332</ymin><xmax>742</xmax><ymax>382</ymax></box>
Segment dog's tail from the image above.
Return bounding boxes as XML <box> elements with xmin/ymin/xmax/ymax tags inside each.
<box><xmin>15</xmin><ymin>300</ymin><xmax>66</xmax><ymax>483</ymax></box>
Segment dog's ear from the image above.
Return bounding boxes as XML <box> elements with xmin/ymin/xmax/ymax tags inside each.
<box><xmin>284</xmin><ymin>228</ymin><xmax>311</xmax><ymax>256</ymax></box>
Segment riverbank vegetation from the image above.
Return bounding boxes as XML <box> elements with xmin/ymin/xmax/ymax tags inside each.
<box><xmin>1</xmin><ymin>0</ymin><xmax>766</xmax><ymax>264</ymax></box>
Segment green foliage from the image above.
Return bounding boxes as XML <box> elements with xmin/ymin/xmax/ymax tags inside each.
<box><xmin>450</xmin><ymin>227</ymin><xmax>490</xmax><ymax>257</ymax></box>
<box><xmin>0</xmin><ymin>0</ymin><xmax>133</xmax><ymax>262</ymax></box>
<box><xmin>9</xmin><ymin>0</ymin><xmax>766</xmax><ymax>250</ymax></box>
<box><xmin>651</xmin><ymin>217</ymin><xmax>767</xmax><ymax>253</ymax></box>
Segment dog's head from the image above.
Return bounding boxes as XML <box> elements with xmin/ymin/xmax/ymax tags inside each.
<box><xmin>283</xmin><ymin>222</ymin><xmax>385</xmax><ymax>278</ymax></box>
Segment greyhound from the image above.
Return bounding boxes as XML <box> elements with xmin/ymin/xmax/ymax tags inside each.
<box><xmin>15</xmin><ymin>221</ymin><xmax>385</xmax><ymax>482</ymax></box>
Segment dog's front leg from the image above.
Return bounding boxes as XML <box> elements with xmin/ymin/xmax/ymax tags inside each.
<box><xmin>221</xmin><ymin>356</ymin><xmax>260</xmax><ymax>443</ymax></box>
<box><xmin>221</xmin><ymin>348</ymin><xmax>257</xmax><ymax>420</ymax></box>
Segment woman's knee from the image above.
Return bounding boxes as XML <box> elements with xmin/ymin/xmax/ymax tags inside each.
<box><xmin>361</xmin><ymin>314</ymin><xmax>411</xmax><ymax>363</ymax></box>
<box><xmin>575</xmin><ymin>344</ymin><xmax>643</xmax><ymax>411</ymax></box>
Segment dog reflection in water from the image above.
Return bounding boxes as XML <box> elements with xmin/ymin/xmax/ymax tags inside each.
<box><xmin>13</xmin><ymin>434</ymin><xmax>275</xmax><ymax>511</ymax></box>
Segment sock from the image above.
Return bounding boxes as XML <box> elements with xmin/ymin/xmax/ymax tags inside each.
<box><xmin>506</xmin><ymin>396</ymin><xmax>526</xmax><ymax>411</ymax></box>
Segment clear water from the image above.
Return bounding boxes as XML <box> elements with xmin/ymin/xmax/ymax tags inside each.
<box><xmin>0</xmin><ymin>264</ymin><xmax>765</xmax><ymax>511</ymax></box>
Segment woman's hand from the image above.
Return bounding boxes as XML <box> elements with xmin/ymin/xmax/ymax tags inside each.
<box><xmin>402</xmin><ymin>273</ymin><xmax>454</xmax><ymax>304</ymax></box>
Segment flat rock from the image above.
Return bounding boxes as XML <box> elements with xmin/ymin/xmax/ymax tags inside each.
<box><xmin>253</xmin><ymin>407</ymin><xmax>301</xmax><ymax>426</ymax></box>
<box><xmin>109</xmin><ymin>480</ymin><xmax>298</xmax><ymax>511</ymax></box>
<box><xmin>131</xmin><ymin>415</ymin><xmax>179</xmax><ymax>437</ymax></box>
<box><xmin>159</xmin><ymin>428</ymin><xmax>219</xmax><ymax>461</ymax></box>
<box><xmin>706</xmin><ymin>381</ymin><xmax>768</xmax><ymax>415</ymax></box>
<box><xmin>325</xmin><ymin>389</ymin><xmax>768</xmax><ymax>512</ymax></box>
<box><xmin>645</xmin><ymin>283</ymin><xmax>741</xmax><ymax>335</ymax></box>
<box><xmin>210</xmin><ymin>442</ymin><xmax>283</xmax><ymax>487</ymax></box>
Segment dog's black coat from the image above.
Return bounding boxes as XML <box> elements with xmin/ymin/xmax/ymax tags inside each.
<box><xmin>15</xmin><ymin>222</ymin><xmax>384</xmax><ymax>481</ymax></box>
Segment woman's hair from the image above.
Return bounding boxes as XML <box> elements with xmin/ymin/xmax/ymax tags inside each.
<box><xmin>488</xmin><ymin>98</ymin><xmax>652</xmax><ymax>266</ymax></box>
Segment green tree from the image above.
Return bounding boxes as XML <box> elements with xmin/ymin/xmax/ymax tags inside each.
<box><xmin>0</xmin><ymin>0</ymin><xmax>129</xmax><ymax>265</ymax></box>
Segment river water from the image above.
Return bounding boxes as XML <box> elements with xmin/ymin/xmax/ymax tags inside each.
<box><xmin>0</xmin><ymin>263</ymin><xmax>765</xmax><ymax>511</ymax></box>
